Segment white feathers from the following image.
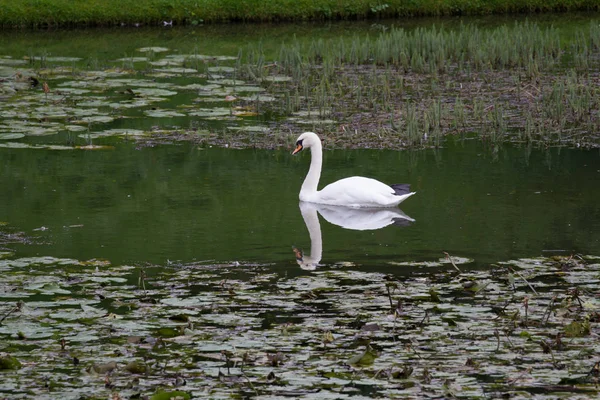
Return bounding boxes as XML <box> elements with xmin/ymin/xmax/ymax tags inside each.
<box><xmin>293</xmin><ymin>132</ymin><xmax>416</xmax><ymax>208</ymax></box>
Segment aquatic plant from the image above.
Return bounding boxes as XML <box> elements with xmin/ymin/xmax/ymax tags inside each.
<box><xmin>1</xmin><ymin>253</ymin><xmax>599</xmax><ymax>398</ymax></box>
<box><xmin>236</xmin><ymin>20</ymin><xmax>600</xmax><ymax>149</ymax></box>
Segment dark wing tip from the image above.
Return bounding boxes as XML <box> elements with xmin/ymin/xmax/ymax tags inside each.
<box><xmin>390</xmin><ymin>184</ymin><xmax>411</xmax><ymax>196</ymax></box>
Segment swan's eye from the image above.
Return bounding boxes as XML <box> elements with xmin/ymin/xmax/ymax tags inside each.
<box><xmin>292</xmin><ymin>140</ymin><xmax>304</xmax><ymax>155</ymax></box>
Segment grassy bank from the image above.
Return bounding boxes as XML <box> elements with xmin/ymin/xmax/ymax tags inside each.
<box><xmin>0</xmin><ymin>0</ymin><xmax>599</xmax><ymax>28</ymax></box>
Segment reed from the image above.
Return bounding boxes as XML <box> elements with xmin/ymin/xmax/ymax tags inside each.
<box><xmin>403</xmin><ymin>102</ymin><xmax>421</xmax><ymax>147</ymax></box>
<box><xmin>236</xmin><ymin>20</ymin><xmax>600</xmax><ymax>148</ymax></box>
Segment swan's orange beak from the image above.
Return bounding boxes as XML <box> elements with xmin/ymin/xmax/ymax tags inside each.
<box><xmin>293</xmin><ymin>247</ymin><xmax>303</xmax><ymax>261</ymax></box>
<box><xmin>292</xmin><ymin>143</ymin><xmax>303</xmax><ymax>155</ymax></box>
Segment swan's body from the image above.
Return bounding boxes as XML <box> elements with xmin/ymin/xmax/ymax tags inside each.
<box><xmin>292</xmin><ymin>132</ymin><xmax>415</xmax><ymax>208</ymax></box>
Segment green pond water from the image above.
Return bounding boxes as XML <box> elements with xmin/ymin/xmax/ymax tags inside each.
<box><xmin>1</xmin><ymin>140</ymin><xmax>599</xmax><ymax>271</ymax></box>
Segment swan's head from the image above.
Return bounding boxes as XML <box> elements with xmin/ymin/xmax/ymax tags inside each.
<box><xmin>293</xmin><ymin>246</ymin><xmax>317</xmax><ymax>271</ymax></box>
<box><xmin>292</xmin><ymin>131</ymin><xmax>321</xmax><ymax>155</ymax></box>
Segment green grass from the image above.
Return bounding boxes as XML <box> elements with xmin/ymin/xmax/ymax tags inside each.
<box><xmin>0</xmin><ymin>0</ymin><xmax>599</xmax><ymax>28</ymax></box>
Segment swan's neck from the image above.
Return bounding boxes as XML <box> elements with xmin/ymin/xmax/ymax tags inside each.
<box><xmin>301</xmin><ymin>143</ymin><xmax>322</xmax><ymax>198</ymax></box>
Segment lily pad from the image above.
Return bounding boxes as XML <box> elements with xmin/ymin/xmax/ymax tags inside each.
<box><xmin>188</xmin><ymin>107</ymin><xmax>231</xmax><ymax>117</ymax></box>
<box><xmin>144</xmin><ymin>109</ymin><xmax>186</xmax><ymax>118</ymax></box>
<box><xmin>45</xmin><ymin>57</ymin><xmax>82</xmax><ymax>62</ymax></box>
<box><xmin>114</xmin><ymin>57</ymin><xmax>149</xmax><ymax>63</ymax></box>
<box><xmin>0</xmin><ymin>133</ymin><xmax>25</xmax><ymax>140</ymax></box>
<box><xmin>208</xmin><ymin>66</ymin><xmax>235</xmax><ymax>73</ymax></box>
<box><xmin>79</xmin><ymin>129</ymin><xmax>146</xmax><ymax>139</ymax></box>
<box><xmin>262</xmin><ymin>75</ymin><xmax>293</xmax><ymax>82</ymax></box>
<box><xmin>78</xmin><ymin>115</ymin><xmax>115</xmax><ymax>124</ymax></box>
<box><xmin>0</xmin><ymin>58</ymin><xmax>27</xmax><ymax>66</ymax></box>
<box><xmin>137</xmin><ymin>47</ymin><xmax>170</xmax><ymax>53</ymax></box>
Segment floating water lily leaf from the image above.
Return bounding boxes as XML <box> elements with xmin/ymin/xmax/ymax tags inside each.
<box><xmin>44</xmin><ymin>57</ymin><xmax>82</xmax><ymax>62</ymax></box>
<box><xmin>64</xmin><ymin>125</ymin><xmax>89</xmax><ymax>132</ymax></box>
<box><xmin>79</xmin><ymin>129</ymin><xmax>146</xmax><ymax>139</ymax></box>
<box><xmin>149</xmin><ymin>60</ymin><xmax>182</xmax><ymax>67</ymax></box>
<box><xmin>208</xmin><ymin>79</ymin><xmax>245</xmax><ymax>86</ymax></box>
<box><xmin>262</xmin><ymin>75</ymin><xmax>293</xmax><ymax>82</ymax></box>
<box><xmin>75</xmin><ymin>144</ymin><xmax>115</xmax><ymax>150</ymax></box>
<box><xmin>144</xmin><ymin>109</ymin><xmax>186</xmax><ymax>118</ymax></box>
<box><xmin>176</xmin><ymin>83</ymin><xmax>216</xmax><ymax>91</ymax></box>
<box><xmin>228</xmin><ymin>85</ymin><xmax>264</xmax><ymax>93</ymax></box>
<box><xmin>208</xmin><ymin>66</ymin><xmax>235</xmax><ymax>73</ymax></box>
<box><xmin>0</xmin><ymin>251</ymin><xmax>15</xmax><ymax>259</ymax></box>
<box><xmin>114</xmin><ymin>57</ymin><xmax>148</xmax><ymax>63</ymax></box>
<box><xmin>0</xmin><ymin>320</ymin><xmax>56</xmax><ymax>339</ymax></box>
<box><xmin>0</xmin><ymin>133</ymin><xmax>24</xmax><ymax>140</ymax></box>
<box><xmin>78</xmin><ymin>115</ymin><xmax>114</xmax><ymax>124</ymax></box>
<box><xmin>160</xmin><ymin>297</ymin><xmax>210</xmax><ymax>307</ymax></box>
<box><xmin>0</xmin><ymin>58</ymin><xmax>27</xmax><ymax>65</ymax></box>
<box><xmin>188</xmin><ymin>107</ymin><xmax>231</xmax><ymax>117</ymax></box>
<box><xmin>137</xmin><ymin>47</ymin><xmax>170</xmax><ymax>53</ymax></box>
<box><xmin>150</xmin><ymin>67</ymin><xmax>199</xmax><ymax>75</ymax></box>
<box><xmin>232</xmin><ymin>110</ymin><xmax>259</xmax><ymax>117</ymax></box>
<box><xmin>0</xmin><ymin>142</ymin><xmax>30</xmax><ymax>149</ymax></box>
<box><xmin>54</xmin><ymin>88</ymin><xmax>91</xmax><ymax>95</ymax></box>
<box><xmin>108</xmin><ymin>99</ymin><xmax>155</xmax><ymax>109</ymax></box>
<box><xmin>33</xmin><ymin>106</ymin><xmax>69</xmax><ymax>118</ymax></box>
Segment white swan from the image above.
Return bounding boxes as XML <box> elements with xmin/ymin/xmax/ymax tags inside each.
<box><xmin>292</xmin><ymin>132</ymin><xmax>416</xmax><ymax>208</ymax></box>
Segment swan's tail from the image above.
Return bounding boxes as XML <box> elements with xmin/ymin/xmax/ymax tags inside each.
<box><xmin>391</xmin><ymin>184</ymin><xmax>412</xmax><ymax>196</ymax></box>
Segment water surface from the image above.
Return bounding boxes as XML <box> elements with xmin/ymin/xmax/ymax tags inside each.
<box><xmin>1</xmin><ymin>15</ymin><xmax>600</xmax><ymax>271</ymax></box>
<box><xmin>2</xmin><ymin>140</ymin><xmax>599</xmax><ymax>271</ymax></box>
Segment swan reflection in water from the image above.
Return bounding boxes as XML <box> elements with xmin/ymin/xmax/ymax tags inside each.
<box><xmin>293</xmin><ymin>201</ymin><xmax>415</xmax><ymax>270</ymax></box>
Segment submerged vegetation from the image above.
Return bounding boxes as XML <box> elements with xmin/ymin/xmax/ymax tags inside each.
<box><xmin>1</xmin><ymin>253</ymin><xmax>599</xmax><ymax>398</ymax></box>
<box><xmin>0</xmin><ymin>0</ymin><xmax>599</xmax><ymax>28</ymax></box>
